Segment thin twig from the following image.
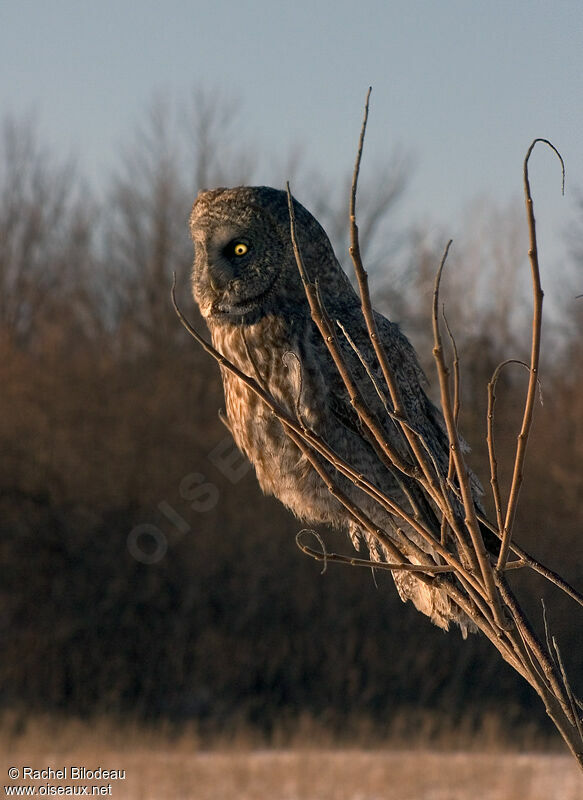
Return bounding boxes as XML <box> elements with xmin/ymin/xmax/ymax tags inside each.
<box><xmin>432</xmin><ymin>241</ymin><xmax>507</xmax><ymax>626</ymax></box>
<box><xmin>451</xmin><ymin>491</ymin><xmax>583</xmax><ymax>608</ymax></box>
<box><xmin>285</xmin><ymin>183</ymin><xmax>417</xmax><ymax>481</ymax></box>
<box><xmin>443</xmin><ymin>310</ymin><xmax>460</xmax><ymax>427</ymax></box>
<box><xmin>296</xmin><ymin>530</ymin><xmax>455</xmax><ymax>574</ymax></box>
<box><xmin>344</xmin><ymin>94</ymin><xmax>477</xmax><ymax>572</ymax></box>
<box><xmin>513</xmin><ymin>544</ymin><xmax>583</xmax><ymax>608</ymax></box>
<box><xmin>487</xmin><ymin>359</ymin><xmax>530</xmax><ymax>538</ymax></box>
<box><xmin>543</xmin><ymin>599</ymin><xmax>583</xmax><ymax>743</ymax></box>
<box><xmin>297</xmin><ymin>530</ymin><xmax>329</xmax><ymax>574</ymax></box>
<box><xmin>335</xmin><ymin>317</ymin><xmax>451</xmax><ymax>500</ymax></box>
<box><xmin>347</xmin><ymin>89</ymin><xmax>446</xmax><ymax>506</ymax></box>
<box><xmin>553</xmin><ymin>636</ymin><xmax>583</xmax><ymax>746</ymax></box>
<box><xmin>495</xmin><ymin>573</ymin><xmax>575</xmax><ymax>724</ymax></box>
<box><xmin>442</xmin><ymin>310</ymin><xmax>460</xmax><ymax>546</ymax></box>
<box><xmin>335</xmin><ymin>318</ymin><xmax>390</xmax><ymax>412</ymax></box>
<box><xmin>541</xmin><ymin>599</ymin><xmax>556</xmax><ymax>670</ymax></box>
<box><xmin>496</xmin><ymin>139</ymin><xmax>565</xmax><ymax>572</ymax></box>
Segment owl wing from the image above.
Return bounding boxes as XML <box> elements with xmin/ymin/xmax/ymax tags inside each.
<box><xmin>367</xmin><ymin>310</ymin><xmax>497</xmax><ymax>553</ymax></box>
<box><xmin>372</xmin><ymin>311</ymin><xmax>451</xmax><ymax>474</ymax></box>
<box><xmin>310</xmin><ymin>307</ymin><xmax>445</xmax><ymax>539</ymax></box>
<box><xmin>325</xmin><ymin>306</ymin><xmax>450</xmax><ymax>478</ymax></box>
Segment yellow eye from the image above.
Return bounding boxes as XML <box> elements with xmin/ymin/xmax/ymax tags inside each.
<box><xmin>234</xmin><ymin>242</ymin><xmax>248</xmax><ymax>256</ymax></box>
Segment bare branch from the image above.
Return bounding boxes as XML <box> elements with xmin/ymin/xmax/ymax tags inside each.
<box><xmin>432</xmin><ymin>241</ymin><xmax>507</xmax><ymax>627</ymax></box>
<box><xmin>347</xmin><ymin>91</ymin><xmax>446</xmax><ymax>504</ymax></box>
<box><xmin>296</xmin><ymin>530</ymin><xmax>455</xmax><ymax>575</ymax></box>
<box><xmin>487</xmin><ymin>359</ymin><xmax>530</xmax><ymax>538</ymax></box>
<box><xmin>497</xmin><ymin>139</ymin><xmax>565</xmax><ymax>572</ymax></box>
<box><xmin>182</xmin><ymin>117</ymin><xmax>583</xmax><ymax>768</ymax></box>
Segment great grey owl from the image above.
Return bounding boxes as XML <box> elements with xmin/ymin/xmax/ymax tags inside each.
<box><xmin>190</xmin><ymin>185</ymin><xmax>481</xmax><ymax>633</ymax></box>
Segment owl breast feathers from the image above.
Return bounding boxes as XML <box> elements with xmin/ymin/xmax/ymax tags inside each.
<box><xmin>190</xmin><ymin>185</ymin><xmax>483</xmax><ymax>634</ymax></box>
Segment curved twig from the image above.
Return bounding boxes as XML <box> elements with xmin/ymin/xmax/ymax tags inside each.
<box><xmin>296</xmin><ymin>530</ymin><xmax>455</xmax><ymax>575</ymax></box>
<box><xmin>496</xmin><ymin>139</ymin><xmax>565</xmax><ymax>572</ymax></box>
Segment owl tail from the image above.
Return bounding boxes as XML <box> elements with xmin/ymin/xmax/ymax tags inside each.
<box><xmin>391</xmin><ymin>564</ymin><xmax>475</xmax><ymax>639</ymax></box>
<box><xmin>349</xmin><ymin>524</ymin><xmax>476</xmax><ymax>638</ymax></box>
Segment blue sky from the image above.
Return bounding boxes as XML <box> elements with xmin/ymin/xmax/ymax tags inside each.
<box><xmin>2</xmin><ymin>1</ymin><xmax>582</xmax><ymax>270</ymax></box>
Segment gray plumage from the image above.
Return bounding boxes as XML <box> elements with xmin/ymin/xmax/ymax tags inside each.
<box><xmin>190</xmin><ymin>185</ymin><xmax>475</xmax><ymax>632</ymax></box>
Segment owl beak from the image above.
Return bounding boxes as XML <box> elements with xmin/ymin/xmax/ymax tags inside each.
<box><xmin>208</xmin><ymin>260</ymin><xmax>235</xmax><ymax>294</ymax></box>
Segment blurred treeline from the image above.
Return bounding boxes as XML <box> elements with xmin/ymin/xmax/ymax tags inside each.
<box><xmin>1</xmin><ymin>94</ymin><xmax>582</xmax><ymax>743</ymax></box>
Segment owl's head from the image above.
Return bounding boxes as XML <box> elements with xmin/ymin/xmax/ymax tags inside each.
<box><xmin>190</xmin><ymin>186</ymin><xmax>351</xmax><ymax>324</ymax></box>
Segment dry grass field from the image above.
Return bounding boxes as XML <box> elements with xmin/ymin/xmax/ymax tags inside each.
<box><xmin>1</xmin><ymin>718</ymin><xmax>581</xmax><ymax>800</ymax></box>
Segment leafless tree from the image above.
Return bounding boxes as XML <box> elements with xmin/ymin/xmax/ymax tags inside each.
<box><xmin>103</xmin><ymin>87</ymin><xmax>411</xmax><ymax>358</ymax></box>
<box><xmin>100</xmin><ymin>90</ymin><xmax>261</xmax><ymax>354</ymax></box>
<box><xmin>0</xmin><ymin>114</ymin><xmax>94</xmax><ymax>350</ymax></box>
